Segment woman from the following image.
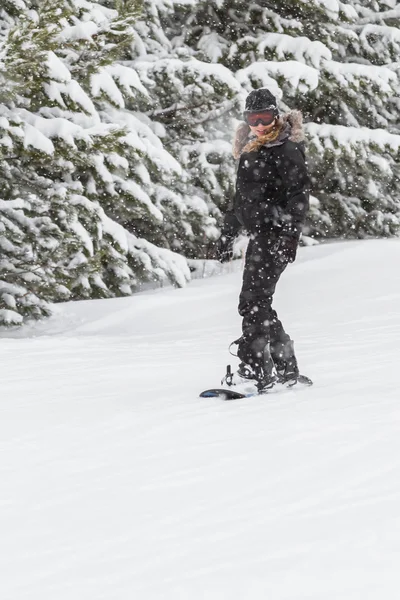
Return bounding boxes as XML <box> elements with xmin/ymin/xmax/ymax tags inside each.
<box><xmin>216</xmin><ymin>87</ymin><xmax>311</xmax><ymax>393</ymax></box>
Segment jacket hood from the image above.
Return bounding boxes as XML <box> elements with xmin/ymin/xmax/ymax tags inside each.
<box><xmin>233</xmin><ymin>110</ymin><xmax>305</xmax><ymax>159</ymax></box>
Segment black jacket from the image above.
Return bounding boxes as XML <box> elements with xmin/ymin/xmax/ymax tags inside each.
<box><xmin>222</xmin><ymin>111</ymin><xmax>310</xmax><ymax>241</ymax></box>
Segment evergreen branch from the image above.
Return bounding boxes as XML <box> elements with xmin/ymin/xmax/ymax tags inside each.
<box><xmin>196</xmin><ymin>98</ymin><xmax>237</xmax><ymax>124</ymax></box>
<box><xmin>147</xmin><ymin>98</ymin><xmax>235</xmax><ymax>124</ymax></box>
<box><xmin>1</xmin><ymin>263</ymin><xmax>46</xmax><ymax>280</ymax></box>
<box><xmin>358</xmin><ymin>7</ymin><xmax>400</xmax><ymax>25</ymax></box>
<box><xmin>146</xmin><ymin>102</ymin><xmax>197</xmax><ymax>117</ymax></box>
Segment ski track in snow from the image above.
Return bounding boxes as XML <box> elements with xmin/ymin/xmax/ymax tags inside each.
<box><xmin>1</xmin><ymin>239</ymin><xmax>400</xmax><ymax>599</ymax></box>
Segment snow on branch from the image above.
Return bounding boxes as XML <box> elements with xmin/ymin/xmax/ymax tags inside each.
<box><xmin>306</xmin><ymin>122</ymin><xmax>400</xmax><ymax>154</ymax></box>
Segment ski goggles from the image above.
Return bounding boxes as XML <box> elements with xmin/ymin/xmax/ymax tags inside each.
<box><xmin>244</xmin><ymin>108</ymin><xmax>278</xmax><ymax>127</ymax></box>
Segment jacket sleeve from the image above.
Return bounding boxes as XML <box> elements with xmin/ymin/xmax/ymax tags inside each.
<box><xmin>275</xmin><ymin>141</ymin><xmax>310</xmax><ymax>239</ymax></box>
<box><xmin>220</xmin><ymin>193</ymin><xmax>242</xmax><ymax>240</ymax></box>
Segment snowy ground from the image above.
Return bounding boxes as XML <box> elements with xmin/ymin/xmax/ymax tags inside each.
<box><xmin>1</xmin><ymin>239</ymin><xmax>400</xmax><ymax>599</ymax></box>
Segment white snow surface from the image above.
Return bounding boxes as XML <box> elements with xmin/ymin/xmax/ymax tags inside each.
<box><xmin>1</xmin><ymin>239</ymin><xmax>400</xmax><ymax>599</ymax></box>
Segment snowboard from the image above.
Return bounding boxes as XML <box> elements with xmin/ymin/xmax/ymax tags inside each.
<box><xmin>199</xmin><ymin>388</ymin><xmax>250</xmax><ymax>400</ymax></box>
<box><xmin>199</xmin><ymin>375</ymin><xmax>313</xmax><ymax>400</ymax></box>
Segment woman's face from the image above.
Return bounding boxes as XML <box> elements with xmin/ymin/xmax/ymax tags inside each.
<box><xmin>249</xmin><ymin>119</ymin><xmax>276</xmax><ymax>138</ymax></box>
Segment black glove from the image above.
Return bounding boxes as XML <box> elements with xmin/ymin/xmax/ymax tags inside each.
<box><xmin>274</xmin><ymin>235</ymin><xmax>299</xmax><ymax>264</ymax></box>
<box><xmin>215</xmin><ymin>234</ymin><xmax>234</xmax><ymax>263</ymax></box>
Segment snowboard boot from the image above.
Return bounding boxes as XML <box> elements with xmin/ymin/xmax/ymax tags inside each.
<box><xmin>226</xmin><ymin>336</ymin><xmax>280</xmax><ymax>393</ymax></box>
<box><xmin>221</xmin><ymin>362</ymin><xmax>257</xmax><ymax>387</ymax></box>
<box><xmin>256</xmin><ymin>343</ymin><xmax>278</xmax><ymax>394</ymax></box>
<box><xmin>223</xmin><ymin>336</ymin><xmax>260</xmax><ymax>388</ymax></box>
<box><xmin>234</xmin><ymin>336</ymin><xmax>279</xmax><ymax>394</ymax></box>
<box><xmin>272</xmin><ymin>340</ymin><xmax>312</xmax><ymax>387</ymax></box>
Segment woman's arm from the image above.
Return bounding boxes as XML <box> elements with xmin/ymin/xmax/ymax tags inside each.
<box><xmin>215</xmin><ymin>196</ymin><xmax>242</xmax><ymax>262</ymax></box>
<box><xmin>275</xmin><ymin>141</ymin><xmax>310</xmax><ymax>239</ymax></box>
<box><xmin>220</xmin><ymin>206</ymin><xmax>242</xmax><ymax>239</ymax></box>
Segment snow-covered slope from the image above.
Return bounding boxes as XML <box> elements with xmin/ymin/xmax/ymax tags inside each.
<box><xmin>1</xmin><ymin>240</ymin><xmax>400</xmax><ymax>599</ymax></box>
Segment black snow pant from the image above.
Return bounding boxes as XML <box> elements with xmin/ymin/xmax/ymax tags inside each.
<box><xmin>237</xmin><ymin>234</ymin><xmax>295</xmax><ymax>373</ymax></box>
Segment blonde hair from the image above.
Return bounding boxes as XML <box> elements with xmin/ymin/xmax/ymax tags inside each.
<box><xmin>232</xmin><ymin>117</ymin><xmax>284</xmax><ymax>159</ymax></box>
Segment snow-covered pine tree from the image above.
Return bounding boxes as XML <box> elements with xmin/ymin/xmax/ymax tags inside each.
<box><xmin>304</xmin><ymin>0</ymin><xmax>400</xmax><ymax>238</ymax></box>
<box><xmin>165</xmin><ymin>0</ymin><xmax>400</xmax><ymax>239</ymax></box>
<box><xmin>40</xmin><ymin>0</ymin><xmax>222</xmax><ymax>260</ymax></box>
<box><xmin>0</xmin><ymin>3</ymin><xmax>59</xmax><ymax>325</ymax></box>
<box><xmin>0</xmin><ymin>0</ymin><xmax>190</xmax><ymax>326</ymax></box>
<box><xmin>124</xmin><ymin>0</ymin><xmax>246</xmax><ymax>258</ymax></box>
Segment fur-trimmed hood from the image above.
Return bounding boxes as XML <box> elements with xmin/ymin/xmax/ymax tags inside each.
<box><xmin>233</xmin><ymin>110</ymin><xmax>305</xmax><ymax>159</ymax></box>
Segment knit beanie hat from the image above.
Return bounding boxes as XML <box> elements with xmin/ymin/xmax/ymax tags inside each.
<box><xmin>244</xmin><ymin>88</ymin><xmax>278</xmax><ymax>113</ymax></box>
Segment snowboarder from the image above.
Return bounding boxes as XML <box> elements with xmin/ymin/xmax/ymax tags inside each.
<box><xmin>216</xmin><ymin>88</ymin><xmax>311</xmax><ymax>393</ymax></box>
